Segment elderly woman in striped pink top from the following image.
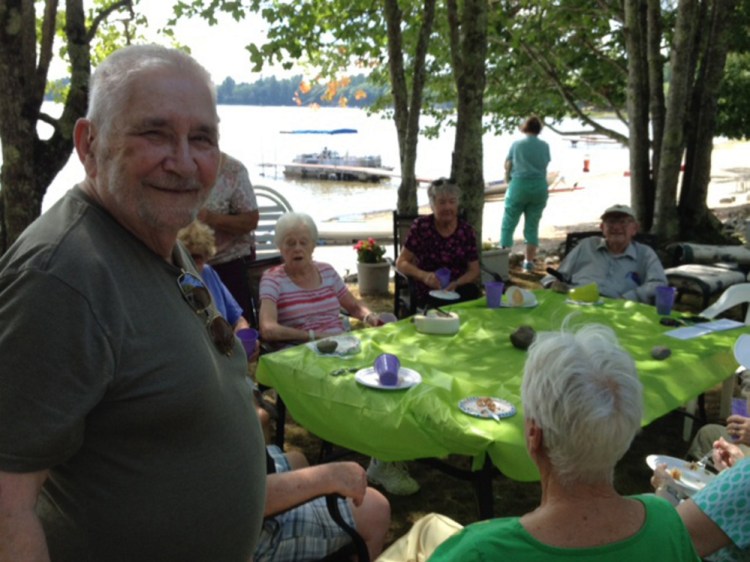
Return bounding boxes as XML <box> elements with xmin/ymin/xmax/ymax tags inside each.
<box><xmin>259</xmin><ymin>212</ymin><xmax>421</xmax><ymax>495</ymax></box>
<box><xmin>259</xmin><ymin>212</ymin><xmax>380</xmax><ymax>347</ymax></box>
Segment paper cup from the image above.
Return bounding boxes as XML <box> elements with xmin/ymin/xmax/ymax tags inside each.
<box><xmin>435</xmin><ymin>267</ymin><xmax>451</xmax><ymax>289</ymax></box>
<box><xmin>374</xmin><ymin>353</ymin><xmax>400</xmax><ymax>386</ymax></box>
<box><xmin>236</xmin><ymin>328</ymin><xmax>259</xmax><ymax>359</ymax></box>
<box><xmin>655</xmin><ymin>286</ymin><xmax>676</xmax><ymax>315</ymax></box>
<box><xmin>485</xmin><ymin>281</ymin><xmax>505</xmax><ymax>308</ymax></box>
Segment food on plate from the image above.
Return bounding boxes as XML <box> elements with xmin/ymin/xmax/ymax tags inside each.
<box><xmin>476</xmin><ymin>397</ymin><xmax>497</xmax><ymax>412</ymax></box>
<box><xmin>688</xmin><ymin>461</ymin><xmax>699</xmax><ymax>471</ymax></box>
<box><xmin>316</xmin><ymin>339</ymin><xmax>338</xmax><ymax>354</ymax></box>
<box><xmin>670</xmin><ymin>467</ymin><xmax>683</xmax><ymax>481</ymax></box>
<box><xmin>511</xmin><ymin>288</ymin><xmax>525</xmax><ymax>306</ymax></box>
<box><xmin>510</xmin><ymin>325</ymin><xmax>536</xmax><ymax>350</ymax></box>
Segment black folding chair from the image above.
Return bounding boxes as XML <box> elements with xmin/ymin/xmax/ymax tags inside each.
<box><xmin>391</xmin><ymin>211</ymin><xmax>420</xmax><ymax>318</ymax></box>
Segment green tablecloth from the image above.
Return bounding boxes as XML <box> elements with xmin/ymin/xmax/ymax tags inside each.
<box><xmin>256</xmin><ymin>291</ymin><xmax>744</xmax><ymax>482</ymax></box>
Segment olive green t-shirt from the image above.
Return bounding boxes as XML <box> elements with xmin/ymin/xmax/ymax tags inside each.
<box><xmin>0</xmin><ymin>187</ymin><xmax>266</xmax><ymax>561</ymax></box>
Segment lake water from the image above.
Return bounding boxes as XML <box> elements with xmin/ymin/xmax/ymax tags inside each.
<box><xmin>39</xmin><ymin>103</ymin><xmax>631</xmax><ymax>221</ymax></box>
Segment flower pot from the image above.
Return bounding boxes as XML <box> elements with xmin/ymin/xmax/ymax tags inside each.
<box><xmin>357</xmin><ymin>261</ymin><xmax>390</xmax><ymax>296</ymax></box>
<box><xmin>481</xmin><ymin>248</ymin><xmax>510</xmax><ymax>283</ymax></box>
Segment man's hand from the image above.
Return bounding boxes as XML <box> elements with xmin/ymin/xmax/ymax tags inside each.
<box><xmin>327</xmin><ymin>462</ymin><xmax>368</xmax><ymax>507</ymax></box>
<box><xmin>726</xmin><ymin>414</ymin><xmax>750</xmax><ymax>445</ymax></box>
<box><xmin>712</xmin><ymin>437</ymin><xmax>745</xmax><ymax>471</ymax></box>
<box><xmin>550</xmin><ymin>280</ymin><xmax>570</xmax><ymax>294</ymax></box>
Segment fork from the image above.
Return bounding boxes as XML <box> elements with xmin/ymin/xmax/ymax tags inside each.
<box><xmin>482</xmin><ymin>408</ymin><xmax>502</xmax><ymax>422</ymax></box>
<box><xmin>693</xmin><ymin>451</ymin><xmax>712</xmax><ymax>470</ymax></box>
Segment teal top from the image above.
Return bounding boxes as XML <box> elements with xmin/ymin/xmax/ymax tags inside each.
<box><xmin>507</xmin><ymin>134</ymin><xmax>551</xmax><ymax>180</ymax></box>
<box><xmin>429</xmin><ymin>494</ymin><xmax>699</xmax><ymax>561</ymax></box>
<box><xmin>694</xmin><ymin>457</ymin><xmax>750</xmax><ymax>562</ymax></box>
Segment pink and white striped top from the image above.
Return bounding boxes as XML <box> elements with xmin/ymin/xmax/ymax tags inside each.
<box><xmin>260</xmin><ymin>261</ymin><xmax>347</xmax><ymax>335</ymax></box>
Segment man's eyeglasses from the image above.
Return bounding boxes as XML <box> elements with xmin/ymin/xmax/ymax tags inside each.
<box><xmin>177</xmin><ymin>270</ymin><xmax>235</xmax><ymax>356</ymax></box>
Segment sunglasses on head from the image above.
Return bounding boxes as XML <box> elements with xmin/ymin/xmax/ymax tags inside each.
<box><xmin>177</xmin><ymin>270</ymin><xmax>235</xmax><ymax>356</ymax></box>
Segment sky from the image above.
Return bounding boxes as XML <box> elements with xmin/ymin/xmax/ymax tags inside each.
<box><xmin>51</xmin><ymin>2</ymin><xmax>295</xmax><ymax>83</ymax></box>
<box><xmin>141</xmin><ymin>3</ymin><xmax>277</xmax><ymax>83</ymax></box>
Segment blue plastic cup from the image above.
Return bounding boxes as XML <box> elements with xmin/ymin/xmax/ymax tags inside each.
<box><xmin>236</xmin><ymin>328</ymin><xmax>259</xmax><ymax>359</ymax></box>
<box><xmin>374</xmin><ymin>353</ymin><xmax>400</xmax><ymax>386</ymax></box>
<box><xmin>655</xmin><ymin>286</ymin><xmax>676</xmax><ymax>315</ymax></box>
<box><xmin>435</xmin><ymin>267</ymin><xmax>451</xmax><ymax>289</ymax></box>
<box><xmin>485</xmin><ymin>281</ymin><xmax>505</xmax><ymax>308</ymax></box>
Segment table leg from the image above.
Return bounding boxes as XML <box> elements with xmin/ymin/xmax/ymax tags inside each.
<box><xmin>474</xmin><ymin>455</ymin><xmax>495</xmax><ymax>520</ymax></box>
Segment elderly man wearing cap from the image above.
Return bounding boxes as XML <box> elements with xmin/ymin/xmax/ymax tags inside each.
<box><xmin>541</xmin><ymin>204</ymin><xmax>667</xmax><ymax>303</ymax></box>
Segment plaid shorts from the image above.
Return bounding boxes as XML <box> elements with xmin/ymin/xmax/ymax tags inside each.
<box><xmin>254</xmin><ymin>446</ymin><xmax>355</xmax><ymax>562</ymax></box>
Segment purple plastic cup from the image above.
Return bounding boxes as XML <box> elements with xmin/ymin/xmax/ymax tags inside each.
<box><xmin>732</xmin><ymin>397</ymin><xmax>749</xmax><ymax>417</ymax></box>
<box><xmin>435</xmin><ymin>267</ymin><xmax>451</xmax><ymax>289</ymax></box>
<box><xmin>236</xmin><ymin>328</ymin><xmax>259</xmax><ymax>359</ymax></box>
<box><xmin>374</xmin><ymin>353</ymin><xmax>401</xmax><ymax>386</ymax></box>
<box><xmin>379</xmin><ymin>312</ymin><xmax>398</xmax><ymax>324</ymax></box>
<box><xmin>485</xmin><ymin>281</ymin><xmax>505</xmax><ymax>309</ymax></box>
<box><xmin>655</xmin><ymin>286</ymin><xmax>676</xmax><ymax>315</ymax></box>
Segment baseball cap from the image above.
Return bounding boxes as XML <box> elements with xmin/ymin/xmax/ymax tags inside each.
<box><xmin>601</xmin><ymin>204</ymin><xmax>636</xmax><ymax>220</ymax></box>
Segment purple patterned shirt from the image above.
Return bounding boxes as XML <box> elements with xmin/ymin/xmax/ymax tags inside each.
<box><xmin>404</xmin><ymin>215</ymin><xmax>478</xmax><ymax>300</ymax></box>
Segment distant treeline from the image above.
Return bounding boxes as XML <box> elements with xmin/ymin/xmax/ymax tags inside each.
<box><xmin>217</xmin><ymin>74</ymin><xmax>385</xmax><ymax>107</ymax></box>
<box><xmin>47</xmin><ymin>73</ymin><xmax>386</xmax><ymax>108</ymax></box>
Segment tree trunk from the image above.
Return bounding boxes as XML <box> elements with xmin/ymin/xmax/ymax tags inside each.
<box><xmin>623</xmin><ymin>0</ymin><xmax>653</xmax><ymax>229</ymax></box>
<box><xmin>384</xmin><ymin>0</ymin><xmax>436</xmax><ymax>216</ymax></box>
<box><xmin>0</xmin><ymin>0</ymin><xmax>94</xmax><ymax>254</ymax></box>
<box><xmin>678</xmin><ymin>0</ymin><xmax>739</xmax><ymax>241</ymax></box>
<box><xmin>652</xmin><ymin>0</ymin><xmax>698</xmax><ymax>241</ymax></box>
<box><xmin>447</xmin><ymin>0</ymin><xmax>488</xmax><ymax>247</ymax></box>
<box><xmin>646</xmin><ymin>0</ymin><xmax>665</xmax><ymax>226</ymax></box>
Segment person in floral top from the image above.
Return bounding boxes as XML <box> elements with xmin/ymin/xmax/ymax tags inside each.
<box><xmin>395</xmin><ymin>178</ymin><xmax>480</xmax><ymax>308</ymax></box>
<box><xmin>198</xmin><ymin>152</ymin><xmax>259</xmax><ymax>321</ymax></box>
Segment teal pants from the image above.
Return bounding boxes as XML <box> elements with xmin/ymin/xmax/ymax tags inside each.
<box><xmin>501</xmin><ymin>177</ymin><xmax>548</xmax><ymax>247</ymax></box>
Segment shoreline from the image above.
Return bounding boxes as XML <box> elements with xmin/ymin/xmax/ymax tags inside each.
<box><xmin>314</xmin><ymin>140</ymin><xmax>750</xmax><ymax>276</ymax></box>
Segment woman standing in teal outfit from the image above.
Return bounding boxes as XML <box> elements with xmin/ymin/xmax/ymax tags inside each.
<box><xmin>502</xmin><ymin>116</ymin><xmax>551</xmax><ymax>272</ymax></box>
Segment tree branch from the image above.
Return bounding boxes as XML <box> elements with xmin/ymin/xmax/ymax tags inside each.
<box><xmin>35</xmin><ymin>0</ymin><xmax>59</xmax><ymax>107</ymax></box>
<box><xmin>84</xmin><ymin>0</ymin><xmax>134</xmax><ymax>44</ymax></box>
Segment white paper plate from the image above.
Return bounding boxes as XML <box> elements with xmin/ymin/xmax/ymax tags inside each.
<box><xmin>307</xmin><ymin>335</ymin><xmax>361</xmax><ymax>357</ymax></box>
<box><xmin>565</xmin><ymin>298</ymin><xmax>604</xmax><ymax>306</ymax></box>
<box><xmin>429</xmin><ymin>289</ymin><xmax>460</xmax><ymax>300</ymax></box>
<box><xmin>504</xmin><ymin>287</ymin><xmax>537</xmax><ymax>308</ymax></box>
<box><xmin>499</xmin><ymin>290</ymin><xmax>538</xmax><ymax>308</ymax></box>
<box><xmin>355</xmin><ymin>367</ymin><xmax>422</xmax><ymax>390</ymax></box>
<box><xmin>646</xmin><ymin>454</ymin><xmax>714</xmax><ymax>495</ymax></box>
<box><xmin>499</xmin><ymin>302</ymin><xmax>538</xmax><ymax>309</ymax></box>
<box><xmin>459</xmin><ymin>396</ymin><xmax>516</xmax><ymax>419</ymax></box>
<box><xmin>734</xmin><ymin>334</ymin><xmax>750</xmax><ymax>367</ymax></box>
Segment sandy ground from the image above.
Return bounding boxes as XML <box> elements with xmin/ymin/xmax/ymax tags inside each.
<box><xmin>314</xmin><ymin>140</ymin><xmax>750</xmax><ymax>276</ymax></box>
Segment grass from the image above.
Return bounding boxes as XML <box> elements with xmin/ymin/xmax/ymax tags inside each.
<box><xmin>266</xmin><ymin>262</ymin><xmax>730</xmax><ymax>546</ymax></box>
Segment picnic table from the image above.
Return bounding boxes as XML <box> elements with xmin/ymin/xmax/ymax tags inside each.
<box><xmin>257</xmin><ymin>290</ymin><xmax>745</xmax><ymax>515</ymax></box>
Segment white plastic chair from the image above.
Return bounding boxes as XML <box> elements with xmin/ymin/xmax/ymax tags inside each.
<box><xmin>682</xmin><ymin>283</ymin><xmax>750</xmax><ymax>440</ymax></box>
<box><xmin>701</xmin><ymin>282</ymin><xmax>750</xmax><ymax>324</ymax></box>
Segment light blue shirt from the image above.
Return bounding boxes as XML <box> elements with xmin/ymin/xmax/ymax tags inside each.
<box><xmin>201</xmin><ymin>263</ymin><xmax>244</xmax><ymax>327</ymax></box>
<box><xmin>541</xmin><ymin>236</ymin><xmax>667</xmax><ymax>303</ymax></box>
<box><xmin>506</xmin><ymin>135</ymin><xmax>551</xmax><ymax>180</ymax></box>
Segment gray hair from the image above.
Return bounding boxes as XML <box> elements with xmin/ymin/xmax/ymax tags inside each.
<box><xmin>274</xmin><ymin>212</ymin><xmax>319</xmax><ymax>247</ymax></box>
<box><xmin>521</xmin><ymin>323</ymin><xmax>643</xmax><ymax>486</ymax></box>
<box><xmin>427</xmin><ymin>178</ymin><xmax>461</xmax><ymax>208</ymax></box>
<box><xmin>87</xmin><ymin>44</ymin><xmax>217</xmax><ymax>137</ymax></box>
